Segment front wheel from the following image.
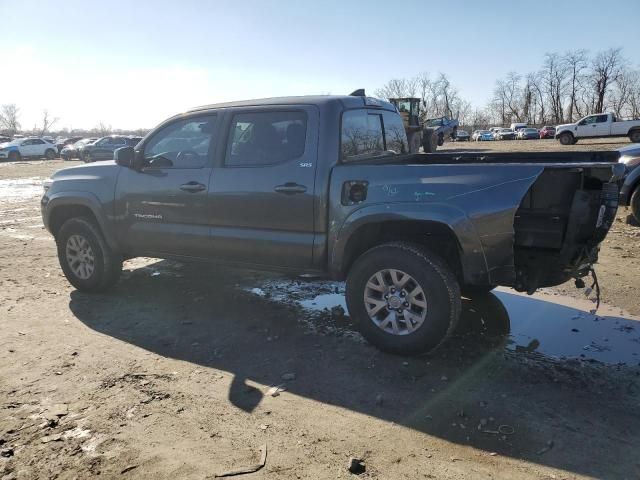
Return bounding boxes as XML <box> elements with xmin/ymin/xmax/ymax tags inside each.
<box><xmin>629</xmin><ymin>130</ymin><xmax>640</xmax><ymax>143</ymax></box>
<box><xmin>8</xmin><ymin>151</ymin><xmax>20</xmax><ymax>162</ymax></box>
<box><xmin>56</xmin><ymin>217</ymin><xmax>122</xmax><ymax>292</ymax></box>
<box><xmin>558</xmin><ymin>132</ymin><xmax>574</xmax><ymax>145</ymax></box>
<box><xmin>422</xmin><ymin>130</ymin><xmax>437</xmax><ymax>153</ymax></box>
<box><xmin>346</xmin><ymin>242</ymin><xmax>461</xmax><ymax>355</ymax></box>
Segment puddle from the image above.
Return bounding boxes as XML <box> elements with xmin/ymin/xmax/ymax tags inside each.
<box><xmin>247</xmin><ymin>280</ymin><xmax>640</xmax><ymax>365</ymax></box>
<box><xmin>0</xmin><ymin>177</ymin><xmax>45</xmax><ymax>200</ymax></box>
<box><xmin>299</xmin><ymin>293</ymin><xmax>347</xmax><ymax>311</ymax></box>
<box><xmin>494</xmin><ymin>290</ymin><xmax>639</xmax><ymax>364</ymax></box>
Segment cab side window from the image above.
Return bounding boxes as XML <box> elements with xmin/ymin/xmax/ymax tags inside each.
<box><xmin>225</xmin><ymin>111</ymin><xmax>307</xmax><ymax>167</ymax></box>
<box><xmin>143</xmin><ymin>115</ymin><xmax>217</xmax><ymax>169</ymax></box>
<box><xmin>341</xmin><ymin>109</ymin><xmax>407</xmax><ymax>161</ymax></box>
<box><xmin>341</xmin><ymin>110</ymin><xmax>384</xmax><ymax>161</ymax></box>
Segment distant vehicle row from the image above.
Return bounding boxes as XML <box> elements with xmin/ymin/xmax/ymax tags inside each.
<box><xmin>0</xmin><ymin>135</ymin><xmax>141</xmax><ymax>162</ymax></box>
<box><xmin>459</xmin><ymin>126</ymin><xmax>551</xmax><ymax>142</ymax></box>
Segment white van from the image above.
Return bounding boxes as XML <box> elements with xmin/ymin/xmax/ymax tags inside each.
<box><xmin>510</xmin><ymin>122</ymin><xmax>527</xmax><ymax>132</ymax></box>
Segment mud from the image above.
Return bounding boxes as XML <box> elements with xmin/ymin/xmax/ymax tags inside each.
<box><xmin>1</xmin><ymin>150</ymin><xmax>640</xmax><ymax>479</ymax></box>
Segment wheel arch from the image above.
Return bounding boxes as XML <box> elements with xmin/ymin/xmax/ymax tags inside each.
<box><xmin>329</xmin><ymin>204</ymin><xmax>489</xmax><ymax>286</ymax></box>
<box><xmin>44</xmin><ymin>192</ymin><xmax>119</xmax><ymax>251</ymax></box>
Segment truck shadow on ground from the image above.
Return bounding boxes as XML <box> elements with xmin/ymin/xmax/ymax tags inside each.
<box><xmin>68</xmin><ymin>260</ymin><xmax>640</xmax><ymax>479</ymax></box>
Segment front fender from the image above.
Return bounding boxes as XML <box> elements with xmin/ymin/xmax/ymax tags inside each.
<box><xmin>328</xmin><ymin>202</ymin><xmax>488</xmax><ymax>284</ymax></box>
<box><xmin>42</xmin><ymin>191</ymin><xmax>119</xmax><ymax>250</ymax></box>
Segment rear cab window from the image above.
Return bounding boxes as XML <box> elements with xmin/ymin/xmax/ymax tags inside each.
<box><xmin>341</xmin><ymin>109</ymin><xmax>408</xmax><ymax>162</ymax></box>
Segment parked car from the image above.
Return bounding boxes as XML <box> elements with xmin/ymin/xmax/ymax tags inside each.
<box><xmin>56</xmin><ymin>136</ymin><xmax>84</xmax><ymax>154</ymax></box>
<box><xmin>0</xmin><ymin>137</ymin><xmax>58</xmax><ymax>161</ymax></box>
<box><xmin>618</xmin><ymin>143</ymin><xmax>640</xmax><ymax>223</ymax></box>
<box><xmin>473</xmin><ymin>130</ymin><xmax>494</xmax><ymax>141</ymax></box>
<box><xmin>60</xmin><ymin>138</ymin><xmax>98</xmax><ymax>160</ymax></box>
<box><xmin>0</xmin><ymin>135</ymin><xmax>12</xmax><ymax>144</ymax></box>
<box><xmin>517</xmin><ymin>128</ymin><xmax>539</xmax><ymax>140</ymax></box>
<box><xmin>41</xmin><ymin>93</ymin><xmax>623</xmax><ymax>355</ymax></box>
<box><xmin>455</xmin><ymin>129</ymin><xmax>470</xmax><ymax>141</ymax></box>
<box><xmin>539</xmin><ymin>126</ymin><xmax>556</xmax><ymax>139</ymax></box>
<box><xmin>556</xmin><ymin>113</ymin><xmax>640</xmax><ymax>145</ymax></box>
<box><xmin>510</xmin><ymin>122</ymin><xmax>528</xmax><ymax>132</ymax></box>
<box><xmin>495</xmin><ymin>128</ymin><xmax>516</xmax><ymax>140</ymax></box>
<box><xmin>79</xmin><ymin>136</ymin><xmax>142</xmax><ymax>162</ymax></box>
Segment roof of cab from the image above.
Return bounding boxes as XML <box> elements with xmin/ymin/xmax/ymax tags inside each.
<box><xmin>187</xmin><ymin>95</ymin><xmax>396</xmax><ymax>112</ymax></box>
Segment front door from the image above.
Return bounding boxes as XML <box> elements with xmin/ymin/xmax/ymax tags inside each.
<box><xmin>114</xmin><ymin>114</ymin><xmax>219</xmax><ymax>257</ymax></box>
<box><xmin>19</xmin><ymin>139</ymin><xmax>37</xmax><ymax>157</ymax></box>
<box><xmin>208</xmin><ymin>106</ymin><xmax>318</xmax><ymax>269</ymax></box>
<box><xmin>576</xmin><ymin>115</ymin><xmax>599</xmax><ymax>137</ymax></box>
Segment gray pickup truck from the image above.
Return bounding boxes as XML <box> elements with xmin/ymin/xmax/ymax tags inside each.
<box><xmin>41</xmin><ymin>93</ymin><xmax>624</xmax><ymax>354</ymax></box>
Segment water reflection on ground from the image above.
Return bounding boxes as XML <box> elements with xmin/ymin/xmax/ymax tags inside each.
<box><xmin>247</xmin><ymin>280</ymin><xmax>640</xmax><ymax>365</ymax></box>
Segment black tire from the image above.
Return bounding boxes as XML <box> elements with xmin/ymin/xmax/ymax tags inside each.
<box><xmin>437</xmin><ymin>133</ymin><xmax>444</xmax><ymax>146</ymax></box>
<box><xmin>558</xmin><ymin>132</ymin><xmax>573</xmax><ymax>145</ymax></box>
<box><xmin>345</xmin><ymin>242</ymin><xmax>461</xmax><ymax>355</ymax></box>
<box><xmin>8</xmin><ymin>151</ymin><xmax>20</xmax><ymax>162</ymax></box>
<box><xmin>45</xmin><ymin>148</ymin><xmax>56</xmax><ymax>160</ymax></box>
<box><xmin>56</xmin><ymin>217</ymin><xmax>122</xmax><ymax>293</ymax></box>
<box><xmin>422</xmin><ymin>130</ymin><xmax>437</xmax><ymax>153</ymax></box>
<box><xmin>631</xmin><ymin>187</ymin><xmax>640</xmax><ymax>224</ymax></box>
<box><xmin>461</xmin><ymin>285</ymin><xmax>496</xmax><ymax>298</ymax></box>
<box><xmin>629</xmin><ymin>130</ymin><xmax>640</xmax><ymax>143</ymax></box>
<box><xmin>84</xmin><ymin>152</ymin><xmax>92</xmax><ymax>163</ymax></box>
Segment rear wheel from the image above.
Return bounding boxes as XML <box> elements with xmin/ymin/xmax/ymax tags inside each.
<box><xmin>346</xmin><ymin>242</ymin><xmax>461</xmax><ymax>355</ymax></box>
<box><xmin>629</xmin><ymin>130</ymin><xmax>640</xmax><ymax>143</ymax></box>
<box><xmin>56</xmin><ymin>217</ymin><xmax>122</xmax><ymax>292</ymax></box>
<box><xmin>631</xmin><ymin>187</ymin><xmax>640</xmax><ymax>224</ymax></box>
<box><xmin>45</xmin><ymin>148</ymin><xmax>56</xmax><ymax>160</ymax></box>
<box><xmin>84</xmin><ymin>152</ymin><xmax>92</xmax><ymax>163</ymax></box>
<box><xmin>437</xmin><ymin>133</ymin><xmax>444</xmax><ymax>146</ymax></box>
<box><xmin>558</xmin><ymin>132</ymin><xmax>574</xmax><ymax>145</ymax></box>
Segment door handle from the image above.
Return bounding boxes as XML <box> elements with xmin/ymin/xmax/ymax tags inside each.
<box><xmin>274</xmin><ymin>183</ymin><xmax>307</xmax><ymax>195</ymax></box>
<box><xmin>180</xmin><ymin>181</ymin><xmax>206</xmax><ymax>193</ymax></box>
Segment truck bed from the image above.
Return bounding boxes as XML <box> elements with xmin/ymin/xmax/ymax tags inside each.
<box><xmin>358</xmin><ymin>150</ymin><xmax>620</xmax><ymax>165</ymax></box>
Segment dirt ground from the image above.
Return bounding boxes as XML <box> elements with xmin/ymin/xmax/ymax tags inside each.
<box><xmin>1</xmin><ymin>139</ymin><xmax>640</xmax><ymax>479</ymax></box>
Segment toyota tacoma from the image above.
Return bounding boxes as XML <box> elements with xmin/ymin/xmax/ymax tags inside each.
<box><xmin>41</xmin><ymin>92</ymin><xmax>624</xmax><ymax>355</ymax></box>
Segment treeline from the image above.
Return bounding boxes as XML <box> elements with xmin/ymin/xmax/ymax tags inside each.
<box><xmin>0</xmin><ymin>105</ymin><xmax>149</xmax><ymax>138</ymax></box>
<box><xmin>375</xmin><ymin>47</ymin><xmax>639</xmax><ymax>129</ymax></box>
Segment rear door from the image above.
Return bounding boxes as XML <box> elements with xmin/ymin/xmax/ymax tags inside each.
<box><xmin>593</xmin><ymin>114</ymin><xmax>611</xmax><ymax>136</ymax></box>
<box><xmin>115</xmin><ymin>114</ymin><xmax>219</xmax><ymax>257</ymax></box>
<box><xmin>207</xmin><ymin>106</ymin><xmax>318</xmax><ymax>269</ymax></box>
<box><xmin>30</xmin><ymin>139</ymin><xmax>48</xmax><ymax>156</ymax></box>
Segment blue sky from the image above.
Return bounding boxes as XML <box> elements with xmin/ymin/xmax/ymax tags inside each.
<box><xmin>1</xmin><ymin>0</ymin><xmax>638</xmax><ymax>129</ymax></box>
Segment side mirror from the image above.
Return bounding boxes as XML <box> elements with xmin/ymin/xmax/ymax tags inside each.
<box><xmin>114</xmin><ymin>146</ymin><xmax>135</xmax><ymax>168</ymax></box>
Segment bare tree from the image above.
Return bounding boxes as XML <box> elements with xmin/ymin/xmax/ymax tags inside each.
<box><xmin>0</xmin><ymin>104</ymin><xmax>21</xmax><ymax>135</ymax></box>
<box><xmin>541</xmin><ymin>53</ymin><xmax>568</xmax><ymax>124</ymax></box>
<box><xmin>563</xmin><ymin>49</ymin><xmax>588</xmax><ymax>121</ymax></box>
<box><xmin>591</xmin><ymin>47</ymin><xmax>625</xmax><ymax>113</ymax></box>
<box><xmin>95</xmin><ymin>122</ymin><xmax>112</xmax><ymax>137</ymax></box>
<box><xmin>374</xmin><ymin>77</ymin><xmax>418</xmax><ymax>100</ymax></box>
<box><xmin>39</xmin><ymin>109</ymin><xmax>59</xmax><ymax>136</ymax></box>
